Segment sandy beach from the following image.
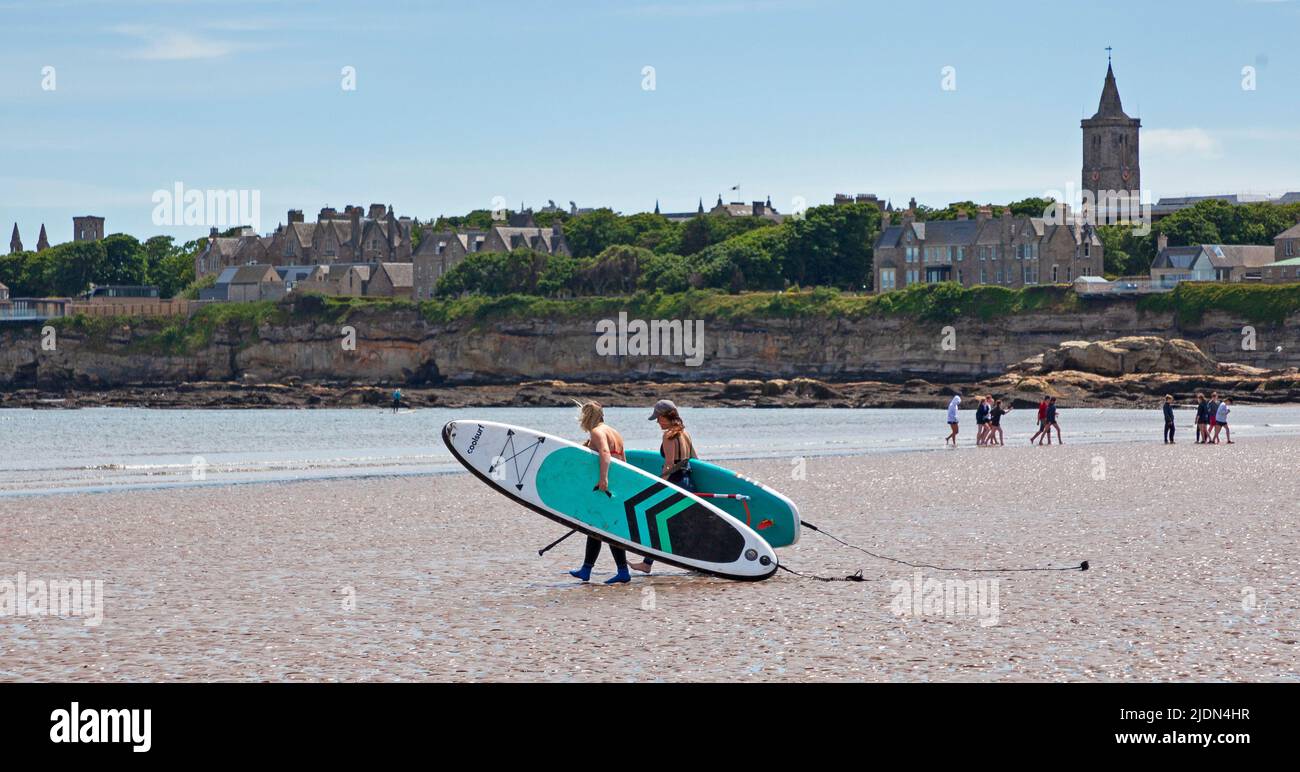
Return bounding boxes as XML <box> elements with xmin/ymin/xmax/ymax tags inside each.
<box><xmin>2</xmin><ymin>436</ymin><xmax>1297</xmax><ymax>682</ymax></box>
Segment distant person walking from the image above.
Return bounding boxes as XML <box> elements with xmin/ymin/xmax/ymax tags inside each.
<box><xmin>1162</xmin><ymin>395</ymin><xmax>1176</xmax><ymax>444</ymax></box>
<box><xmin>989</xmin><ymin>399</ymin><xmax>1011</xmax><ymax>446</ymax></box>
<box><xmin>1042</xmin><ymin>397</ymin><xmax>1062</xmax><ymax>445</ymax></box>
<box><xmin>1029</xmin><ymin>396</ymin><xmax>1050</xmax><ymax>445</ymax></box>
<box><xmin>974</xmin><ymin>396</ymin><xmax>991</xmax><ymax>446</ymax></box>
<box><xmin>1194</xmin><ymin>392</ymin><xmax>1209</xmax><ymax>444</ymax></box>
<box><xmin>945</xmin><ymin>393</ymin><xmax>962</xmax><ymax>446</ymax></box>
<box><xmin>391</xmin><ymin>388</ymin><xmax>404</xmax><ymax>413</ymax></box>
<box><xmin>1206</xmin><ymin>392</ymin><xmax>1221</xmax><ymax>443</ymax></box>
<box><xmin>1213</xmin><ymin>397</ymin><xmax>1234</xmax><ymax>444</ymax></box>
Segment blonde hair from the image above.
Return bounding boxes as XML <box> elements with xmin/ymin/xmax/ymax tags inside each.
<box><xmin>576</xmin><ymin>400</ymin><xmax>604</xmax><ymax>432</ymax></box>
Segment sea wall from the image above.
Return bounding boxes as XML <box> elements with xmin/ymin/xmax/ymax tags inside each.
<box><xmin>2</xmin><ymin>298</ymin><xmax>1298</xmax><ymax>388</ymax></box>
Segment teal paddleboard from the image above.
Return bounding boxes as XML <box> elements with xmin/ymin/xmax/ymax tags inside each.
<box><xmin>625</xmin><ymin>450</ymin><xmax>801</xmax><ymax>548</ymax></box>
<box><xmin>442</xmin><ymin>420</ymin><xmax>778</xmax><ymax>580</ymax></box>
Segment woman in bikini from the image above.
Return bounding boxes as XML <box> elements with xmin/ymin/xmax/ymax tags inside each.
<box><xmin>628</xmin><ymin>399</ymin><xmax>698</xmax><ymax>575</ymax></box>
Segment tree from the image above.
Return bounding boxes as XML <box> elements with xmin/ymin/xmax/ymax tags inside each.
<box><xmin>562</xmin><ymin>208</ymin><xmax>631</xmax><ymax>258</ymax></box>
<box><xmin>100</xmin><ymin>233</ymin><xmax>149</xmax><ymax>286</ymax></box>
<box><xmin>44</xmin><ymin>240</ymin><xmax>107</xmax><ymax>296</ymax></box>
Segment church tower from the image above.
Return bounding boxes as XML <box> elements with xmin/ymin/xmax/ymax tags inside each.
<box><xmin>1081</xmin><ymin>58</ymin><xmax>1140</xmax><ymax>214</ymax></box>
<box><xmin>9</xmin><ymin>223</ymin><xmax>21</xmax><ymax>254</ymax></box>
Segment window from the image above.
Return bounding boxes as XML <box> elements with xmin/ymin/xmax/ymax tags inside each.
<box><xmin>1023</xmin><ymin>264</ymin><xmax>1037</xmax><ymax>284</ymax></box>
<box><xmin>906</xmin><ymin>269</ymin><xmax>919</xmax><ymax>285</ymax></box>
<box><xmin>957</xmin><ymin>246</ymin><xmax>965</xmax><ymax>262</ymax></box>
<box><xmin>906</xmin><ymin>247</ymin><xmax>918</xmax><ymax>263</ymax></box>
<box><xmin>948</xmin><ymin>246</ymin><xmax>957</xmax><ymax>263</ymax></box>
<box><xmin>880</xmin><ymin>268</ymin><xmax>896</xmax><ymax>291</ymax></box>
<box><xmin>1051</xmin><ymin>265</ymin><xmax>1058</xmax><ymax>282</ymax></box>
<box><xmin>979</xmin><ymin>268</ymin><xmax>986</xmax><ymax>284</ymax></box>
<box><xmin>1083</xmin><ymin>242</ymin><xmax>1090</xmax><ymax>257</ymax></box>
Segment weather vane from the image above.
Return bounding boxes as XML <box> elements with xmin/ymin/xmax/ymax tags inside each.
<box><xmin>1106</xmin><ymin>46</ymin><xmax>1112</xmax><ymax>64</ymax></box>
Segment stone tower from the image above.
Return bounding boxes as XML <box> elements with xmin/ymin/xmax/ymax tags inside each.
<box><xmin>9</xmin><ymin>223</ymin><xmax>21</xmax><ymax>254</ymax></box>
<box><xmin>1081</xmin><ymin>61</ymin><xmax>1140</xmax><ymax>213</ymax></box>
<box><xmin>73</xmin><ymin>215</ymin><xmax>105</xmax><ymax>242</ymax></box>
<box><xmin>37</xmin><ymin>224</ymin><xmax>50</xmax><ymax>252</ymax></box>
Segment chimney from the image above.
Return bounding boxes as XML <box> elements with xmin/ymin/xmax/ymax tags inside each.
<box><xmin>977</xmin><ymin>205</ymin><xmax>992</xmax><ymax>223</ymax></box>
<box><xmin>319</xmin><ymin>207</ymin><xmax>338</xmax><ymax>221</ymax></box>
<box><xmin>287</xmin><ymin>209</ymin><xmax>304</xmax><ymax>224</ymax></box>
<box><xmin>209</xmin><ymin>226</ymin><xmax>219</xmax><ymax>240</ymax></box>
<box><xmin>1157</xmin><ymin>232</ymin><xmax>1169</xmax><ymax>253</ymax></box>
<box><xmin>350</xmin><ymin>206</ymin><xmax>362</xmax><ymax>252</ymax></box>
<box><xmin>956</xmin><ymin>210</ymin><xmax>969</xmax><ymax>221</ymax></box>
<box><xmin>368</xmin><ymin>203</ymin><xmax>386</xmax><ymax>220</ymax></box>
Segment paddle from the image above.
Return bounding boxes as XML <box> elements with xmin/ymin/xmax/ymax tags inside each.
<box><xmin>537</xmin><ymin>486</ymin><xmax>611</xmax><ymax>556</ymax></box>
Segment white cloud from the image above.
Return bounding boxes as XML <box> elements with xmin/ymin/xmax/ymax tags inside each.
<box><xmin>1143</xmin><ymin>128</ymin><xmax>1223</xmax><ymax>159</ymax></box>
<box><xmin>112</xmin><ymin>24</ymin><xmax>245</xmax><ymax>60</ymax></box>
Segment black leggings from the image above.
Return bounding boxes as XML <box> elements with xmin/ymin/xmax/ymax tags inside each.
<box><xmin>638</xmin><ymin>471</ymin><xmax>694</xmax><ymax>567</ymax></box>
<box><xmin>583</xmin><ymin>536</ymin><xmax>626</xmax><ymax>569</ymax></box>
<box><xmin>1164</xmin><ymin>422</ymin><xmax>1175</xmax><ymax>443</ymax></box>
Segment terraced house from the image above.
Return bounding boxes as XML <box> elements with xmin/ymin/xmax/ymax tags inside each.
<box><xmin>872</xmin><ymin>208</ymin><xmax>1103</xmax><ymax>293</ymax></box>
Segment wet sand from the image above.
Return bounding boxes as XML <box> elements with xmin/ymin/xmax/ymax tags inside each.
<box><xmin>2</xmin><ymin>436</ymin><xmax>1297</xmax><ymax>682</ymax></box>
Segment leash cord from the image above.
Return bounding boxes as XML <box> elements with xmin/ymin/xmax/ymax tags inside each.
<box><xmin>800</xmin><ymin>521</ymin><xmax>1089</xmax><ymax>574</ymax></box>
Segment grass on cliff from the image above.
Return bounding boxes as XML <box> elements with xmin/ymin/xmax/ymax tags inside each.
<box><xmin>1137</xmin><ymin>282</ymin><xmax>1300</xmax><ymax>325</ymax></box>
<box><xmin>411</xmin><ymin>283</ymin><xmax>1078</xmax><ymax>325</ymax></box>
<box><xmin>53</xmin><ymin>301</ymin><xmax>285</xmax><ymax>355</ymax></box>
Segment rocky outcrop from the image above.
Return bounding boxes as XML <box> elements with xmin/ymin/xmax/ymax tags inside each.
<box><xmin>1038</xmin><ymin>336</ymin><xmax>1217</xmax><ymax>377</ymax></box>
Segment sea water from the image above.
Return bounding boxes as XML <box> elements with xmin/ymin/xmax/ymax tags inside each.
<box><xmin>2</xmin><ymin>405</ymin><xmax>1298</xmax><ymax>496</ymax></box>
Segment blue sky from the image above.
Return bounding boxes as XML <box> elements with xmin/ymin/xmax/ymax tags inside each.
<box><xmin>2</xmin><ymin>0</ymin><xmax>1298</xmax><ymax>243</ymax></box>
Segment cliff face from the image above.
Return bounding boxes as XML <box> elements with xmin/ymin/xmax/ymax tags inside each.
<box><xmin>2</xmin><ymin>301</ymin><xmax>1298</xmax><ymax>388</ymax></box>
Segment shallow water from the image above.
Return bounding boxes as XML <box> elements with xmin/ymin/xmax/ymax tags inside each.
<box><xmin>2</xmin><ymin>405</ymin><xmax>1297</xmax><ymax>495</ymax></box>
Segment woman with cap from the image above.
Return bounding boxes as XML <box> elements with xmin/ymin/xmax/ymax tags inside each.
<box><xmin>628</xmin><ymin>399</ymin><xmax>698</xmax><ymax>575</ymax></box>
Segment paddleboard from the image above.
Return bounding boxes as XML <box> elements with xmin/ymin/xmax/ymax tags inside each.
<box><xmin>442</xmin><ymin>420</ymin><xmax>778</xmax><ymax>581</ymax></box>
<box><xmin>624</xmin><ymin>450</ymin><xmax>800</xmax><ymax>548</ymax></box>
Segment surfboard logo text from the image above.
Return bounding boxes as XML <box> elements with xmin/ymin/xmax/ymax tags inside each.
<box><xmin>466</xmin><ymin>425</ymin><xmax>484</xmax><ymax>455</ymax></box>
<box><xmin>595</xmin><ymin>313</ymin><xmax>705</xmax><ymax>367</ymax></box>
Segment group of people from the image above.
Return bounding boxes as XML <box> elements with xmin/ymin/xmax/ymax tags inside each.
<box><xmin>944</xmin><ymin>393</ymin><xmax>1061</xmax><ymax>446</ymax></box>
<box><xmin>1175</xmin><ymin>391</ymin><xmax>1233</xmax><ymax>445</ymax></box>
<box><xmin>569</xmin><ymin>399</ymin><xmax>698</xmax><ymax>585</ymax></box>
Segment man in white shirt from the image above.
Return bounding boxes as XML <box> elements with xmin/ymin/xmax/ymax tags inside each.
<box><xmin>945</xmin><ymin>393</ymin><xmax>962</xmax><ymax>446</ymax></box>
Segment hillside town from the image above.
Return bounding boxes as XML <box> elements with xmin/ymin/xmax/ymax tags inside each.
<box><xmin>3</xmin><ymin>63</ymin><xmax>1300</xmax><ymax>321</ymax></box>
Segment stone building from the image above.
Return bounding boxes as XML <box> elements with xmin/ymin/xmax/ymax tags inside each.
<box><xmin>708</xmin><ymin>194</ymin><xmax>784</xmax><ymax>223</ymax></box>
<box><xmin>411</xmin><ymin>224</ymin><xmax>570</xmax><ymax>300</ymax></box>
<box><xmin>1081</xmin><ymin>62</ymin><xmax>1140</xmax><ymax>217</ymax></box>
<box><xmin>1149</xmin><ymin>243</ymin><xmax>1276</xmax><ymax>287</ymax></box>
<box><xmin>73</xmin><ymin>216</ymin><xmax>105</xmax><ymax>242</ymax></box>
<box><xmin>36</xmin><ymin>225</ymin><xmax>49</xmax><ymax>252</ymax></box>
<box><xmin>196</xmin><ymin>204</ymin><xmax>414</xmax><ymax>278</ymax></box>
<box><xmin>9</xmin><ymin>224</ymin><xmax>21</xmax><ymax>254</ymax></box>
<box><xmin>873</xmin><ymin>207</ymin><xmax>1102</xmax><ymax>292</ymax></box>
